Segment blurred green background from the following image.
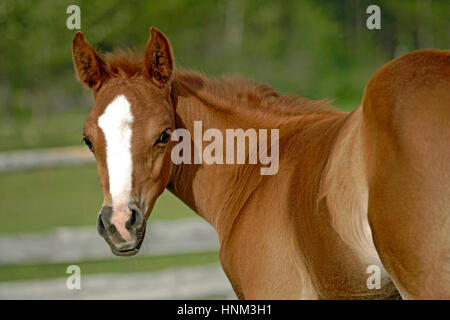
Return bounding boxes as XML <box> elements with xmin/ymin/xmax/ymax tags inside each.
<box><xmin>0</xmin><ymin>0</ymin><xmax>448</xmax><ymax>298</ymax></box>
<box><xmin>1</xmin><ymin>0</ymin><xmax>449</xmax><ymax>150</ymax></box>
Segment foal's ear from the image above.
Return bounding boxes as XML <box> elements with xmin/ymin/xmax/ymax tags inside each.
<box><xmin>145</xmin><ymin>27</ymin><xmax>174</xmax><ymax>87</ymax></box>
<box><xmin>72</xmin><ymin>32</ymin><xmax>110</xmax><ymax>90</ymax></box>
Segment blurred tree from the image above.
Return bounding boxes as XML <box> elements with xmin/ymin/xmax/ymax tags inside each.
<box><xmin>0</xmin><ymin>0</ymin><xmax>448</xmax><ymax>122</ymax></box>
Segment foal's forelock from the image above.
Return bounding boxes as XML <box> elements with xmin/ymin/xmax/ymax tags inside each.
<box><xmin>98</xmin><ymin>94</ymin><xmax>135</xmax><ymax>235</ymax></box>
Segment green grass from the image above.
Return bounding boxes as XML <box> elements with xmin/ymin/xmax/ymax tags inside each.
<box><xmin>0</xmin><ymin>251</ymin><xmax>220</xmax><ymax>282</ymax></box>
<box><xmin>0</xmin><ymin>112</ymin><xmax>90</xmax><ymax>152</ymax></box>
<box><xmin>0</xmin><ymin>165</ymin><xmax>197</xmax><ymax>234</ymax></box>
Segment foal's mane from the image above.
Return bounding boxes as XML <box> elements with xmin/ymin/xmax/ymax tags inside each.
<box><xmin>104</xmin><ymin>49</ymin><xmax>338</xmax><ymax>121</ymax></box>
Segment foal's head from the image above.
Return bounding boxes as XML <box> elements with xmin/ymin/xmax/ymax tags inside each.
<box><xmin>72</xmin><ymin>28</ymin><xmax>175</xmax><ymax>256</ymax></box>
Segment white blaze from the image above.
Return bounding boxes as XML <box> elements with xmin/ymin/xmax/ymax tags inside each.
<box><xmin>98</xmin><ymin>95</ymin><xmax>134</xmax><ymax>208</ymax></box>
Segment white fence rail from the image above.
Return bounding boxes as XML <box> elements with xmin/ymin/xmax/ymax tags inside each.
<box><xmin>0</xmin><ymin>218</ymin><xmax>219</xmax><ymax>265</ymax></box>
<box><xmin>0</xmin><ymin>265</ymin><xmax>235</xmax><ymax>300</ymax></box>
<box><xmin>0</xmin><ymin>146</ymin><xmax>94</xmax><ymax>173</ymax></box>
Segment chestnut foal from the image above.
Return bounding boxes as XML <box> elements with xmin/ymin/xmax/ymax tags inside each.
<box><xmin>72</xmin><ymin>27</ymin><xmax>449</xmax><ymax>299</ymax></box>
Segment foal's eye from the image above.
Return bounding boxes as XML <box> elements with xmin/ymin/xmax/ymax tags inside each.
<box><xmin>157</xmin><ymin>129</ymin><xmax>171</xmax><ymax>145</ymax></box>
<box><xmin>83</xmin><ymin>137</ymin><xmax>93</xmax><ymax>150</ymax></box>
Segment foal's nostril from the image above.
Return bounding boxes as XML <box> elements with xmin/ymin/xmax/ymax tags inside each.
<box><xmin>126</xmin><ymin>207</ymin><xmax>141</xmax><ymax>230</ymax></box>
<box><xmin>130</xmin><ymin>209</ymin><xmax>137</xmax><ymax>226</ymax></box>
<box><xmin>97</xmin><ymin>213</ymin><xmax>107</xmax><ymax>236</ymax></box>
<box><xmin>97</xmin><ymin>206</ymin><xmax>113</xmax><ymax>237</ymax></box>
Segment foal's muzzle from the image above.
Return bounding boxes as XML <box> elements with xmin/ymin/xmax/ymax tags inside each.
<box><xmin>97</xmin><ymin>205</ymin><xmax>146</xmax><ymax>256</ymax></box>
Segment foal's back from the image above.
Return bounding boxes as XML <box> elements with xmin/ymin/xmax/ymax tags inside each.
<box><xmin>287</xmin><ymin>49</ymin><xmax>450</xmax><ymax>299</ymax></box>
<box><xmin>363</xmin><ymin>49</ymin><xmax>450</xmax><ymax>299</ymax></box>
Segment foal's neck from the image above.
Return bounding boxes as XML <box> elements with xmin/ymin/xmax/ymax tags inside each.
<box><xmin>166</xmin><ymin>69</ymin><xmax>341</xmax><ymax>243</ymax></box>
